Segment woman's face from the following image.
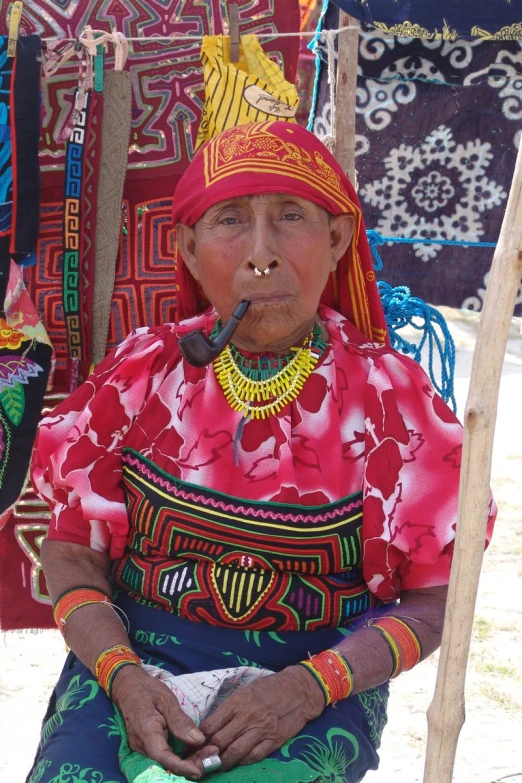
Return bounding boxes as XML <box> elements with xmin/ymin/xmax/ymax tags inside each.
<box><xmin>176</xmin><ymin>193</ymin><xmax>354</xmax><ymax>352</ymax></box>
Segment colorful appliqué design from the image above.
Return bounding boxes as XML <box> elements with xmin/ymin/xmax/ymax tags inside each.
<box><xmin>114</xmin><ymin>449</ymin><xmax>373</xmax><ymax>631</ymax></box>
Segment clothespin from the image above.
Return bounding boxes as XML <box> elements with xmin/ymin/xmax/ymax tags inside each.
<box><xmin>229</xmin><ymin>2</ymin><xmax>240</xmax><ymax>63</ymax></box>
<box><xmin>7</xmin><ymin>1</ymin><xmax>24</xmax><ymax>58</ymax></box>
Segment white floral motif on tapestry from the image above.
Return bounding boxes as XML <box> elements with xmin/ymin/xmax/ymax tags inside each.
<box><xmin>355</xmin><ymin>57</ymin><xmax>444</xmax><ymax>132</ymax></box>
<box><xmin>464</xmin><ymin>49</ymin><xmax>522</xmax><ymax>123</ymax></box>
<box><xmin>359</xmin><ymin>125</ymin><xmax>507</xmax><ymax>261</ymax></box>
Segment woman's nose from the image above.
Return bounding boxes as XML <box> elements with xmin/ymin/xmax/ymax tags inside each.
<box><xmin>245</xmin><ymin>219</ymin><xmax>280</xmax><ymax>274</ymax></box>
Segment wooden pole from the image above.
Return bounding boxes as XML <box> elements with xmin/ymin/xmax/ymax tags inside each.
<box><xmin>423</xmin><ymin>141</ymin><xmax>522</xmax><ymax>782</ymax></box>
<box><xmin>334</xmin><ymin>11</ymin><xmax>359</xmax><ymax>184</ymax></box>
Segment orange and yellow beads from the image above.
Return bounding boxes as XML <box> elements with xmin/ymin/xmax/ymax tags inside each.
<box><xmin>299</xmin><ymin>649</ymin><xmax>355</xmax><ymax>705</ymax></box>
<box><xmin>53</xmin><ymin>587</ymin><xmax>110</xmax><ymax>630</ymax></box>
<box><xmin>95</xmin><ymin>645</ymin><xmax>141</xmax><ymax>697</ymax></box>
<box><xmin>370</xmin><ymin>617</ymin><xmax>422</xmax><ymax>677</ymax></box>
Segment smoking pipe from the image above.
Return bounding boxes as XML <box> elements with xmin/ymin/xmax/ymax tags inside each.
<box><xmin>178</xmin><ymin>300</ymin><xmax>250</xmax><ymax>367</ymax></box>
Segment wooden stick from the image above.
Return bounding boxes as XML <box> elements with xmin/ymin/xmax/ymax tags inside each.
<box><xmin>423</xmin><ymin>140</ymin><xmax>522</xmax><ymax>783</ymax></box>
<box><xmin>334</xmin><ymin>11</ymin><xmax>359</xmax><ymax>184</ymax></box>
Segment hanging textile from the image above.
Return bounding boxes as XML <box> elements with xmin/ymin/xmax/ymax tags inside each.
<box><xmin>0</xmin><ymin>34</ymin><xmax>41</xmax><ymax>263</ymax></box>
<box><xmin>0</xmin><ymin>0</ymin><xmax>301</xmax><ymax>630</ymax></box>
<box><xmin>332</xmin><ymin>0</ymin><xmax>522</xmax><ymax>41</ymax></box>
<box><xmin>92</xmin><ymin>71</ymin><xmax>132</xmax><ymax>366</ymax></box>
<box><xmin>22</xmin><ymin>0</ymin><xmax>301</xmax><ymax>387</ymax></box>
<box><xmin>62</xmin><ymin>88</ymin><xmax>103</xmax><ymax>385</ymax></box>
<box><xmin>0</xmin><ymin>32</ymin><xmax>50</xmax><ymax>521</ymax></box>
<box><xmin>311</xmin><ymin>8</ymin><xmax>522</xmax><ymax>317</ymax></box>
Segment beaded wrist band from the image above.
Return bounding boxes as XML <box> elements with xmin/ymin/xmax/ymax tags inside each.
<box><xmin>299</xmin><ymin>649</ymin><xmax>354</xmax><ymax>706</ymax></box>
<box><xmin>53</xmin><ymin>587</ymin><xmax>110</xmax><ymax>633</ymax></box>
<box><xmin>370</xmin><ymin>617</ymin><xmax>422</xmax><ymax>678</ymax></box>
<box><xmin>95</xmin><ymin>645</ymin><xmax>141</xmax><ymax>698</ymax></box>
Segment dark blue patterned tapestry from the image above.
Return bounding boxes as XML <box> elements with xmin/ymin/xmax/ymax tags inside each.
<box><xmin>312</xmin><ymin>6</ymin><xmax>522</xmax><ymax>316</ymax></box>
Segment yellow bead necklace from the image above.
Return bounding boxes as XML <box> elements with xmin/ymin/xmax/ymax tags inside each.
<box><xmin>213</xmin><ymin>322</ymin><xmax>327</xmax><ymax>419</ymax></box>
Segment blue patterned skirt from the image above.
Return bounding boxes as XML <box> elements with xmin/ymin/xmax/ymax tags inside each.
<box><xmin>27</xmin><ymin>593</ymin><xmax>388</xmax><ymax>783</ymax></box>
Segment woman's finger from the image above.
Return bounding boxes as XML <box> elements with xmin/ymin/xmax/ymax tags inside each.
<box><xmin>158</xmin><ymin>687</ymin><xmax>206</xmax><ymax>747</ymax></box>
<box><xmin>206</xmin><ymin>713</ymin><xmax>248</xmax><ymax>757</ymax></box>
<box><xmin>218</xmin><ymin>730</ymin><xmax>268</xmax><ymax>771</ymax></box>
<box><xmin>199</xmin><ymin>696</ymin><xmax>236</xmax><ymax>739</ymax></box>
<box><xmin>239</xmin><ymin>739</ymin><xmax>276</xmax><ymax>767</ymax></box>
<box><xmin>143</xmin><ymin>731</ymin><xmax>205</xmax><ymax>780</ymax></box>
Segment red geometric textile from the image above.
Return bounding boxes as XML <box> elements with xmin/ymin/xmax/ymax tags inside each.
<box><xmin>0</xmin><ymin>0</ymin><xmax>301</xmax><ymax>630</ymax></box>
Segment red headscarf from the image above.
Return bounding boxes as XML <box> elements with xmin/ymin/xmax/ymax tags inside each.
<box><xmin>172</xmin><ymin>121</ymin><xmax>388</xmax><ymax>344</ymax></box>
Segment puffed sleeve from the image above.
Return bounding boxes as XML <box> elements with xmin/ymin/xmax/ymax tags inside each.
<box><xmin>31</xmin><ymin>328</ymin><xmax>169</xmax><ymax>560</ymax></box>
<box><xmin>362</xmin><ymin>350</ymin><xmax>496</xmax><ymax>602</ymax></box>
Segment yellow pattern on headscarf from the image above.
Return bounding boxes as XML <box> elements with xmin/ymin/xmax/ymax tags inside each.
<box><xmin>195</xmin><ymin>35</ymin><xmax>299</xmax><ymax>150</ymax></box>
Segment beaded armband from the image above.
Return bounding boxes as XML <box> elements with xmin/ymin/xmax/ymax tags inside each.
<box><xmin>95</xmin><ymin>645</ymin><xmax>141</xmax><ymax>698</ymax></box>
<box><xmin>299</xmin><ymin>649</ymin><xmax>354</xmax><ymax>705</ymax></box>
<box><xmin>53</xmin><ymin>587</ymin><xmax>110</xmax><ymax>633</ymax></box>
<box><xmin>370</xmin><ymin>617</ymin><xmax>422</xmax><ymax>678</ymax></box>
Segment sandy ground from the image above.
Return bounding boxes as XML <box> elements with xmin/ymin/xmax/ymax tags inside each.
<box><xmin>1</xmin><ymin>309</ymin><xmax>521</xmax><ymax>783</ymax></box>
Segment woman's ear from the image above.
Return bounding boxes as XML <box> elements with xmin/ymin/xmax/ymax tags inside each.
<box><xmin>329</xmin><ymin>214</ymin><xmax>355</xmax><ymax>270</ymax></box>
<box><xmin>176</xmin><ymin>223</ymin><xmax>200</xmax><ymax>281</ymax></box>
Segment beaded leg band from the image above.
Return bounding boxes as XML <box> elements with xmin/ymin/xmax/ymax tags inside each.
<box><xmin>299</xmin><ymin>649</ymin><xmax>354</xmax><ymax>705</ymax></box>
<box><xmin>370</xmin><ymin>617</ymin><xmax>422</xmax><ymax>678</ymax></box>
<box><xmin>95</xmin><ymin>645</ymin><xmax>141</xmax><ymax>698</ymax></box>
<box><xmin>53</xmin><ymin>586</ymin><xmax>111</xmax><ymax>633</ymax></box>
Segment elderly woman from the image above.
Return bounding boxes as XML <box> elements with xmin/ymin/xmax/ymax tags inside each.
<box><xmin>27</xmin><ymin>122</ymin><xmax>495</xmax><ymax>783</ymax></box>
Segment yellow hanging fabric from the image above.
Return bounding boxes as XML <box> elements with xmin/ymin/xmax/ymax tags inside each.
<box><xmin>195</xmin><ymin>34</ymin><xmax>299</xmax><ymax>149</ymax></box>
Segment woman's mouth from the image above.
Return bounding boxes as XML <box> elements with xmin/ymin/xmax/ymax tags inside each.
<box><xmin>247</xmin><ymin>294</ymin><xmax>290</xmax><ymax>305</ymax></box>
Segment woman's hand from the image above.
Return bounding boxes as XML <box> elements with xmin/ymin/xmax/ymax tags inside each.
<box><xmin>191</xmin><ymin>665</ymin><xmax>325</xmax><ymax>771</ymax></box>
<box><xmin>112</xmin><ymin>665</ymin><xmax>219</xmax><ymax>780</ymax></box>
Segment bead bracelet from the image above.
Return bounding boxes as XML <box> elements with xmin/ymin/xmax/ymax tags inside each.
<box><xmin>95</xmin><ymin>645</ymin><xmax>141</xmax><ymax>698</ymax></box>
<box><xmin>53</xmin><ymin>586</ymin><xmax>111</xmax><ymax>632</ymax></box>
<box><xmin>299</xmin><ymin>649</ymin><xmax>354</xmax><ymax>705</ymax></box>
<box><xmin>370</xmin><ymin>617</ymin><xmax>422</xmax><ymax>678</ymax></box>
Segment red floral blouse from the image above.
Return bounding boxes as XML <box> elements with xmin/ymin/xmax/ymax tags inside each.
<box><xmin>32</xmin><ymin>305</ymin><xmax>495</xmax><ymax>608</ymax></box>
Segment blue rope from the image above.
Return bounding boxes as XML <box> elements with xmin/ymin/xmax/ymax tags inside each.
<box><xmin>366</xmin><ymin>229</ymin><xmax>497</xmax><ymax>271</ymax></box>
<box><xmin>377</xmin><ymin>282</ymin><xmax>457</xmax><ymax>411</ymax></box>
<box><xmin>306</xmin><ymin>0</ymin><xmax>330</xmax><ymax>132</ymax></box>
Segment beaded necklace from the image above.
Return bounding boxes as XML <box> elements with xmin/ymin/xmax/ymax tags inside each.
<box><xmin>212</xmin><ymin>320</ymin><xmax>328</xmax><ymax>419</ymax></box>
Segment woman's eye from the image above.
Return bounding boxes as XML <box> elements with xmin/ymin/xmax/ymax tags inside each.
<box><xmin>219</xmin><ymin>216</ymin><xmax>240</xmax><ymax>225</ymax></box>
<box><xmin>282</xmin><ymin>212</ymin><xmax>302</xmax><ymax>221</ymax></box>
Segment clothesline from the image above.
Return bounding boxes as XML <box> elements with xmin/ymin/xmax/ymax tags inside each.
<box><xmin>40</xmin><ymin>24</ymin><xmax>359</xmax><ymax>44</ymax></box>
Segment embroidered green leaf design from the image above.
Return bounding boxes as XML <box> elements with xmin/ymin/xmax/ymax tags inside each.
<box><xmin>0</xmin><ymin>381</ymin><xmax>25</xmax><ymax>426</ymax></box>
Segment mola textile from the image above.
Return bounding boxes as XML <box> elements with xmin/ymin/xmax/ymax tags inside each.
<box><xmin>0</xmin><ymin>0</ymin><xmax>301</xmax><ymax>630</ymax></box>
